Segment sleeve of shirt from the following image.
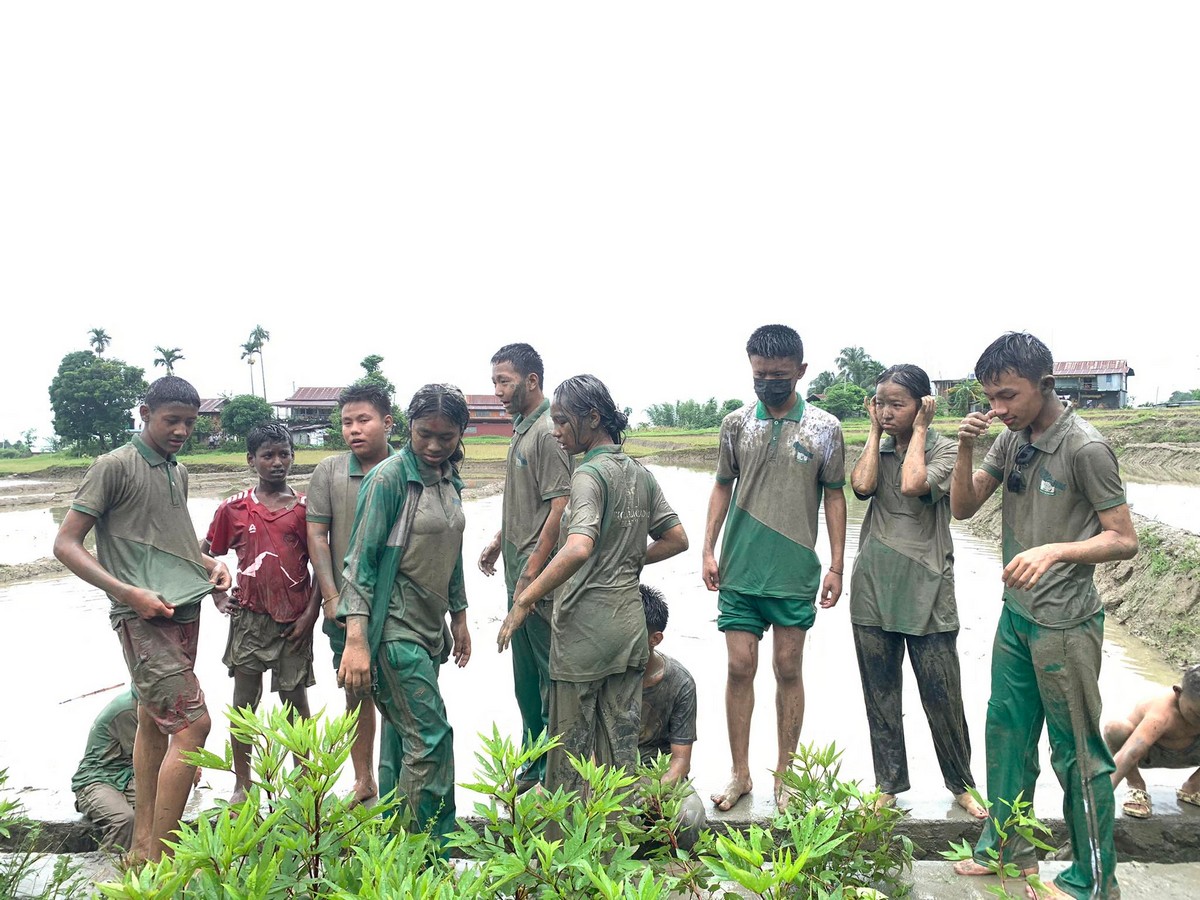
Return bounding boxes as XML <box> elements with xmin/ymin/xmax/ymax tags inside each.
<box><xmin>819</xmin><ymin>422</ymin><xmax>847</xmax><ymax>488</ymax></box>
<box><xmin>565</xmin><ymin>469</ymin><xmax>604</xmax><ymax>542</ymax></box>
<box><xmin>306</xmin><ymin>460</ymin><xmax>333</xmax><ymax>525</ymax></box>
<box><xmin>981</xmin><ymin>432</ymin><xmax>1009</xmax><ymax>482</ymax></box>
<box><xmin>1073</xmin><ymin>441</ymin><xmax>1127</xmax><ymax>512</ymax></box>
<box><xmin>70</xmin><ymin>455</ymin><xmax>121</xmax><ymax>518</ymax></box>
<box><xmin>337</xmin><ymin>463</ymin><xmax>402</xmax><ymax>619</ymax></box>
<box><xmin>715</xmin><ymin>415</ymin><xmax>739</xmax><ymax>485</ymax></box>
<box><xmin>666</xmin><ymin>670</ymin><xmax>698</xmax><ymax>746</ymax></box>
<box><xmin>922</xmin><ymin>437</ymin><xmax>957</xmax><ymax>505</ymax></box>
<box><xmin>646</xmin><ymin>471</ymin><xmax>682</xmax><ymax>540</ymax></box>
<box><xmin>534</xmin><ymin>429</ymin><xmax>572</xmax><ymax>500</ymax></box>
<box><xmin>205</xmin><ymin>499</ymin><xmax>235</xmax><ymax>556</ymax></box>
<box><xmin>448</xmin><ymin>553</ymin><xmax>467</xmax><ymax>613</ymax></box>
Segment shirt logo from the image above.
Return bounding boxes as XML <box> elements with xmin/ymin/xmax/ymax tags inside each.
<box><xmin>514</xmin><ymin>451</ymin><xmax>528</xmax><ymax>468</ymax></box>
<box><xmin>248</xmin><ymin>524</ymin><xmax>257</xmax><ymax>534</ymax></box>
<box><xmin>792</xmin><ymin>441</ymin><xmax>813</xmax><ymax>464</ymax></box>
<box><xmin>1037</xmin><ymin>468</ymin><xmax>1067</xmax><ymax>496</ymax></box>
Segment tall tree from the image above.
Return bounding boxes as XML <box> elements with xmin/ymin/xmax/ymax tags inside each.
<box><xmin>835</xmin><ymin>346</ymin><xmax>886</xmax><ymax>389</ymax></box>
<box><xmin>152</xmin><ymin>346</ymin><xmax>184</xmax><ymax>375</ymax></box>
<box><xmin>250</xmin><ymin>325</ymin><xmax>270</xmax><ymax>399</ymax></box>
<box><xmin>49</xmin><ymin>351</ymin><xmax>146</xmax><ymax>452</ymax></box>
<box><xmin>88</xmin><ymin>327</ymin><xmax>112</xmax><ymax>356</ymax></box>
<box><xmin>240</xmin><ymin>340</ymin><xmax>259</xmax><ymax>396</ymax></box>
<box><xmin>809</xmin><ymin>370</ymin><xmax>837</xmax><ymax>396</ymax></box>
<box><xmin>221</xmin><ymin>394</ymin><xmax>275</xmax><ymax>439</ymax></box>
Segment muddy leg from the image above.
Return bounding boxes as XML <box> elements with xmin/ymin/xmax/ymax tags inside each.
<box><xmin>230</xmin><ymin>669</ymin><xmax>264</xmax><ymax>804</ymax></box>
<box><xmin>713</xmin><ymin>630</ymin><xmax>758</xmax><ymax>810</ymax></box>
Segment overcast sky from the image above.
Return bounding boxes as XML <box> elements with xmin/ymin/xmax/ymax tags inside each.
<box><xmin>2</xmin><ymin>3</ymin><xmax>1197</xmax><ymax>445</ymax></box>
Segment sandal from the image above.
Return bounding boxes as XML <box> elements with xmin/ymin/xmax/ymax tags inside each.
<box><xmin>1176</xmin><ymin>787</ymin><xmax>1200</xmax><ymax>808</ymax></box>
<box><xmin>1122</xmin><ymin>787</ymin><xmax>1152</xmax><ymax>818</ymax></box>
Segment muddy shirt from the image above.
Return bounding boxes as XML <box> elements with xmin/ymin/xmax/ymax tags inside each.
<box><xmin>306</xmin><ymin>448</ymin><xmax>396</xmax><ymax>592</ymax></box>
<box><xmin>850</xmin><ymin>430</ymin><xmax>958</xmax><ymax>635</ymax></box>
<box><xmin>501</xmin><ymin>399</ymin><xmax>572</xmax><ymax>600</ymax></box>
<box><xmin>72</xmin><ymin>435</ymin><xmax>211</xmax><ymax>628</ymax></box>
<box><xmin>639</xmin><ymin>653</ymin><xmax>698</xmax><ymax>763</ymax></box>
<box><xmin>551</xmin><ymin>446</ymin><xmax>681</xmax><ymax>683</ymax></box>
<box><xmin>71</xmin><ymin>688</ymin><xmax>137</xmax><ymax>793</ymax></box>
<box><xmin>982</xmin><ymin>408</ymin><xmax>1126</xmax><ymax>628</ymax></box>
<box><xmin>716</xmin><ymin>399</ymin><xmax>846</xmax><ymax>602</ymax></box>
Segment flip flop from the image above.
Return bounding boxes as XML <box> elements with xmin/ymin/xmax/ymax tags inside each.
<box><xmin>1176</xmin><ymin>787</ymin><xmax>1200</xmax><ymax>808</ymax></box>
<box><xmin>1122</xmin><ymin>788</ymin><xmax>1152</xmax><ymax>818</ymax></box>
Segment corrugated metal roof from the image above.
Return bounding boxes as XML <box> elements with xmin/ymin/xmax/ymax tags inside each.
<box><xmin>197</xmin><ymin>398</ymin><xmax>226</xmax><ymax>414</ymax></box>
<box><xmin>1053</xmin><ymin>360</ymin><xmax>1133</xmax><ymax>377</ymax></box>
<box><xmin>465</xmin><ymin>394</ymin><xmax>505</xmax><ymax>408</ymax></box>
<box><xmin>282</xmin><ymin>387</ymin><xmax>346</xmax><ymax>402</ymax></box>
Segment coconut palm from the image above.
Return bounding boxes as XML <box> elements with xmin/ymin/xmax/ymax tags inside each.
<box><xmin>250</xmin><ymin>325</ymin><xmax>270</xmax><ymax>399</ymax></box>
<box><xmin>89</xmin><ymin>327</ymin><xmax>112</xmax><ymax>356</ymax></box>
<box><xmin>241</xmin><ymin>339</ymin><xmax>260</xmax><ymax>395</ymax></box>
<box><xmin>153</xmin><ymin>346</ymin><xmax>185</xmax><ymax>375</ymax></box>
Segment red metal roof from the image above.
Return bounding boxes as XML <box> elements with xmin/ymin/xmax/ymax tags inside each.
<box><xmin>1053</xmin><ymin>360</ymin><xmax>1134</xmax><ymax>377</ymax></box>
<box><xmin>198</xmin><ymin>398</ymin><xmax>226</xmax><ymax>414</ymax></box>
<box><xmin>465</xmin><ymin>394</ymin><xmax>504</xmax><ymax>409</ymax></box>
<box><xmin>283</xmin><ymin>387</ymin><xmax>346</xmax><ymax>402</ymax></box>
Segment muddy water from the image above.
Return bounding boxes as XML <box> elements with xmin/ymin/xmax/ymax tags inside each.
<box><xmin>1125</xmin><ymin>481</ymin><xmax>1200</xmax><ymax>534</ymax></box>
<box><xmin>0</xmin><ymin>466</ymin><xmax>1181</xmax><ymax>827</ymax></box>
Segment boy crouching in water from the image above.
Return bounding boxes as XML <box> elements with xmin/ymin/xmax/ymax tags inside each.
<box><xmin>639</xmin><ymin>584</ymin><xmax>706</xmax><ymax>850</ymax></box>
<box><xmin>202</xmin><ymin>422</ymin><xmax>320</xmax><ymax>804</ymax></box>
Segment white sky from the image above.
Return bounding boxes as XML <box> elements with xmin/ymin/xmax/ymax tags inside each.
<box><xmin>2</xmin><ymin>3</ymin><xmax>1197</xmax><ymax>445</ymax></box>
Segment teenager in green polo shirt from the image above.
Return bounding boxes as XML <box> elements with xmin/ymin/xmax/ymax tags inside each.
<box><xmin>848</xmin><ymin>364</ymin><xmax>985</xmax><ymax>819</ymax></box>
<box><xmin>54</xmin><ymin>376</ymin><xmax>232</xmax><ymax>863</ymax></box>
<box><xmin>479</xmin><ymin>343</ymin><xmax>571</xmax><ymax>790</ymax></box>
<box><xmin>950</xmin><ymin>332</ymin><xmax>1137</xmax><ymax>900</ymax></box>
<box><xmin>497</xmin><ymin>375</ymin><xmax>688</xmax><ymax>796</ymax></box>
<box><xmin>703</xmin><ymin>325</ymin><xmax>847</xmax><ymax>813</ymax></box>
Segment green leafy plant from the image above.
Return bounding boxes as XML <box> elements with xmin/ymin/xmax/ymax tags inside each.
<box><xmin>0</xmin><ymin>768</ymin><xmax>89</xmax><ymax>900</ymax></box>
<box><xmin>941</xmin><ymin>788</ymin><xmax>1055</xmax><ymax>898</ymax></box>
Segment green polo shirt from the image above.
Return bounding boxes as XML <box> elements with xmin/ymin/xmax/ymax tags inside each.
<box><xmin>72</xmin><ymin>435</ymin><xmax>212</xmax><ymax>628</ymax></box>
<box><xmin>307</xmin><ymin>447</ymin><xmax>397</xmax><ymax>592</ymax></box>
<box><xmin>501</xmin><ymin>399</ymin><xmax>572</xmax><ymax>599</ymax></box>
<box><xmin>982</xmin><ymin>408</ymin><xmax>1127</xmax><ymax>628</ymax></box>
<box><xmin>551</xmin><ymin>445</ymin><xmax>681</xmax><ymax>683</ymax></box>
<box><xmin>71</xmin><ymin>688</ymin><xmax>137</xmax><ymax>793</ymax></box>
<box><xmin>850</xmin><ymin>430</ymin><xmax>958</xmax><ymax>635</ymax></box>
<box><xmin>715</xmin><ymin>399</ymin><xmax>846</xmax><ymax>602</ymax></box>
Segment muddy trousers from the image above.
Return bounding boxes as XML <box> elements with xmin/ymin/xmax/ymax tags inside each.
<box><xmin>510</xmin><ymin>603</ymin><xmax>552</xmax><ymax>784</ymax></box>
<box><xmin>546</xmin><ymin>668</ymin><xmax>642</xmax><ymax>796</ymax></box>
<box><xmin>852</xmin><ymin>624</ymin><xmax>975</xmax><ymax>796</ymax></box>
<box><xmin>372</xmin><ymin>640</ymin><xmax>456</xmax><ymax>844</ymax></box>
<box><xmin>974</xmin><ymin>607</ymin><xmax>1118</xmax><ymax>900</ymax></box>
<box><xmin>75</xmin><ymin>780</ymin><xmax>136</xmax><ymax>852</ymax></box>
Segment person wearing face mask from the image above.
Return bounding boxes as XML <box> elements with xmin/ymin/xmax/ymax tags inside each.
<box><xmin>702</xmin><ymin>325</ymin><xmax>847</xmax><ymax>814</ymax></box>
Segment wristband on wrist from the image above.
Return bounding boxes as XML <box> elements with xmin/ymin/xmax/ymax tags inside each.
<box><xmin>828</xmin><ymin>568</ymin><xmax>843</xmax><ymax>575</ymax></box>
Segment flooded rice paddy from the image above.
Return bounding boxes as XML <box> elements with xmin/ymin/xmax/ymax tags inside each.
<box><xmin>0</xmin><ymin>466</ymin><xmax>1184</xmax><ymax>826</ymax></box>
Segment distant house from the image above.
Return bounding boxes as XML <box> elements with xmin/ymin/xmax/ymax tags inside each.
<box><xmin>287</xmin><ymin>423</ymin><xmax>329</xmax><ymax>448</ymax></box>
<box><xmin>465</xmin><ymin>394</ymin><xmax>513</xmax><ymax>437</ymax></box>
<box><xmin>272</xmin><ymin>387</ymin><xmax>346</xmax><ymax>424</ymax></box>
<box><xmin>197</xmin><ymin>398</ymin><xmax>227</xmax><ymax>431</ymax></box>
<box><xmin>1052</xmin><ymin>360</ymin><xmax>1134</xmax><ymax>409</ymax></box>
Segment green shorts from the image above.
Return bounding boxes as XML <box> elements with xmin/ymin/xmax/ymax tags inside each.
<box><xmin>717</xmin><ymin>589</ymin><xmax>816</xmax><ymax>639</ymax></box>
<box><xmin>116</xmin><ymin>617</ymin><xmax>207</xmax><ymax>735</ymax></box>
<box><xmin>223</xmin><ymin>607</ymin><xmax>315</xmax><ymax>693</ymax></box>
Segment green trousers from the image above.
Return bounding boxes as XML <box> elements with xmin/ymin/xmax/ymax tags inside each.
<box><xmin>511</xmin><ymin>600</ymin><xmax>552</xmax><ymax>784</ymax></box>
<box><xmin>974</xmin><ymin>606</ymin><xmax>1118</xmax><ymax>899</ymax></box>
<box><xmin>373</xmin><ymin>640</ymin><xmax>456</xmax><ymax>843</ymax></box>
<box><xmin>547</xmin><ymin>668</ymin><xmax>642</xmax><ymax>796</ymax></box>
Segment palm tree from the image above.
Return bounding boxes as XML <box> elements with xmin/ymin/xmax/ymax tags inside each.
<box><xmin>89</xmin><ymin>328</ymin><xmax>112</xmax><ymax>356</ymax></box>
<box><xmin>835</xmin><ymin>346</ymin><xmax>869</xmax><ymax>385</ymax></box>
<box><xmin>153</xmin><ymin>346</ymin><xmax>185</xmax><ymax>375</ymax></box>
<box><xmin>250</xmin><ymin>325</ymin><xmax>270</xmax><ymax>399</ymax></box>
<box><xmin>241</xmin><ymin>340</ymin><xmax>260</xmax><ymax>395</ymax></box>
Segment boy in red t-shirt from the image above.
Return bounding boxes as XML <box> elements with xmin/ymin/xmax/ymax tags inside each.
<box><xmin>203</xmin><ymin>422</ymin><xmax>320</xmax><ymax>803</ymax></box>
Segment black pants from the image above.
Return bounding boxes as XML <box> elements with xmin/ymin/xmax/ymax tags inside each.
<box><xmin>853</xmin><ymin>624</ymin><xmax>975</xmax><ymax>796</ymax></box>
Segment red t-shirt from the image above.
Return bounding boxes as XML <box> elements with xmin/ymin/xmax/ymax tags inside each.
<box><xmin>205</xmin><ymin>489</ymin><xmax>312</xmax><ymax>622</ymax></box>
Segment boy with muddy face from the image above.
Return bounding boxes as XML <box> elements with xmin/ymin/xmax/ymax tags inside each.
<box><xmin>701</xmin><ymin>324</ymin><xmax>847</xmax><ymax>814</ymax></box>
<box><xmin>1105</xmin><ymin>663</ymin><xmax>1200</xmax><ymax>819</ymax></box>
<box><xmin>950</xmin><ymin>332</ymin><xmax>1138</xmax><ymax>900</ymax></box>
<box><xmin>54</xmin><ymin>376</ymin><xmax>233</xmax><ymax>863</ymax></box>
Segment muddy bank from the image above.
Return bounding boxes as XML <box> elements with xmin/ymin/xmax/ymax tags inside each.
<box><xmin>963</xmin><ymin>497</ymin><xmax>1200</xmax><ymax>666</ymax></box>
<box><xmin>1118</xmin><ymin>444</ymin><xmax>1200</xmax><ymax>484</ymax></box>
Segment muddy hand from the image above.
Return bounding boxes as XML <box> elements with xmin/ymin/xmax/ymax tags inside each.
<box><xmin>208</xmin><ymin>561</ymin><xmax>232</xmax><ymax>592</ymax></box>
<box><xmin>1002</xmin><ymin>545</ymin><xmax>1061</xmax><ymax>590</ymax></box>
<box><xmin>916</xmin><ymin>395</ymin><xmax>937</xmax><ymax>429</ymax></box>
<box><xmin>958</xmin><ymin>410</ymin><xmax>995</xmax><ymax>443</ymax></box>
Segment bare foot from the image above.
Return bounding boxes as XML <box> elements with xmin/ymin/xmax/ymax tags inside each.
<box><xmin>774</xmin><ymin>778</ymin><xmax>798</xmax><ymax>813</ymax></box>
<box><xmin>1025</xmin><ymin>877</ymin><xmax>1073</xmax><ymax>899</ymax></box>
<box><xmin>954</xmin><ymin>859</ymin><xmax>1038</xmax><ymax>877</ymax></box>
<box><xmin>350</xmin><ymin>777</ymin><xmax>378</xmax><ymax>809</ymax></box>
<box><xmin>873</xmin><ymin>792</ymin><xmax>897</xmax><ymax>812</ymax></box>
<box><xmin>711</xmin><ymin>775</ymin><xmax>752</xmax><ymax>811</ymax></box>
<box><xmin>955</xmin><ymin>790</ymin><xmax>989</xmax><ymax>819</ymax></box>
<box><xmin>229</xmin><ymin>785</ymin><xmax>249</xmax><ymax>807</ymax></box>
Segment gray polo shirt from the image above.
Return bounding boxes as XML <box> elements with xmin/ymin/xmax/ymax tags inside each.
<box><xmin>307</xmin><ymin>448</ymin><xmax>396</xmax><ymax>591</ymax></box>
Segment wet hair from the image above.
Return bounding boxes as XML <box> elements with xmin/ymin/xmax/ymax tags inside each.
<box><xmin>640</xmin><ymin>583</ymin><xmax>668</xmax><ymax>634</ymax></box>
<box><xmin>975</xmin><ymin>332</ymin><xmax>1054</xmax><ymax>387</ymax></box>
<box><xmin>553</xmin><ymin>374</ymin><xmax>629</xmax><ymax>444</ymax></box>
<box><xmin>407</xmin><ymin>383</ymin><xmax>470</xmax><ymax>466</ymax></box>
<box><xmin>876</xmin><ymin>364</ymin><xmax>932</xmax><ymax>401</ymax></box>
<box><xmin>491</xmin><ymin>343</ymin><xmax>544</xmax><ymax>388</ymax></box>
<box><xmin>1182</xmin><ymin>664</ymin><xmax>1200</xmax><ymax>699</ymax></box>
<box><xmin>145</xmin><ymin>376</ymin><xmax>200</xmax><ymax>411</ymax></box>
<box><xmin>247</xmin><ymin>422</ymin><xmax>293</xmax><ymax>456</ymax></box>
<box><xmin>338</xmin><ymin>382</ymin><xmax>392</xmax><ymax>419</ymax></box>
<box><xmin>746</xmin><ymin>324</ymin><xmax>804</xmax><ymax>365</ymax></box>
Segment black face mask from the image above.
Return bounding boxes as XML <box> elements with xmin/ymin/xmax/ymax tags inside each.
<box><xmin>753</xmin><ymin>378</ymin><xmax>794</xmax><ymax>408</ymax></box>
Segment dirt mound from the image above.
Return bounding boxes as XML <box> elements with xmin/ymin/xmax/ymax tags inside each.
<box><xmin>0</xmin><ymin>557</ymin><xmax>68</xmax><ymax>585</ymax></box>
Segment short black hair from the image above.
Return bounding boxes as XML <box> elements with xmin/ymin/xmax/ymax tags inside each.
<box><xmin>338</xmin><ymin>382</ymin><xmax>392</xmax><ymax>419</ymax></box>
<box><xmin>247</xmin><ymin>422</ymin><xmax>293</xmax><ymax>456</ymax></box>
<box><xmin>876</xmin><ymin>364</ymin><xmax>932</xmax><ymax>401</ymax></box>
<box><xmin>554</xmin><ymin>375</ymin><xmax>629</xmax><ymax>445</ymax></box>
<box><xmin>746</xmin><ymin>325</ymin><xmax>804</xmax><ymax>365</ymax></box>
<box><xmin>145</xmin><ymin>376</ymin><xmax>200</xmax><ymax>411</ymax></box>
<box><xmin>1182</xmin><ymin>664</ymin><xmax>1200</xmax><ymax>699</ymax></box>
<box><xmin>491</xmin><ymin>343</ymin><xmax>545</xmax><ymax>388</ymax></box>
<box><xmin>407</xmin><ymin>383</ymin><xmax>470</xmax><ymax>467</ymax></box>
<box><xmin>975</xmin><ymin>332</ymin><xmax>1054</xmax><ymax>387</ymax></box>
<box><xmin>640</xmin><ymin>583</ymin><xmax>668</xmax><ymax>634</ymax></box>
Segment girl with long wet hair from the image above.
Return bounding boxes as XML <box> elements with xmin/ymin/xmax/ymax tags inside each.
<box><xmin>497</xmin><ymin>374</ymin><xmax>689</xmax><ymax>794</ymax></box>
<box><xmin>848</xmin><ymin>364</ymin><xmax>985</xmax><ymax>819</ymax></box>
<box><xmin>336</xmin><ymin>383</ymin><xmax>472</xmax><ymax>843</ymax></box>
